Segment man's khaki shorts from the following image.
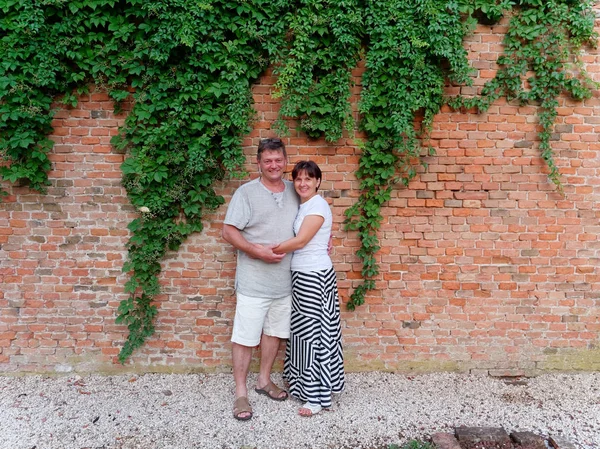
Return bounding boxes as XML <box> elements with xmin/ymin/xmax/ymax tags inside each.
<box><xmin>231</xmin><ymin>293</ymin><xmax>292</xmax><ymax>347</ymax></box>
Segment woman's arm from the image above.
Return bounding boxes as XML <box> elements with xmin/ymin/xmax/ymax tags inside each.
<box><xmin>272</xmin><ymin>215</ymin><xmax>324</xmax><ymax>254</ymax></box>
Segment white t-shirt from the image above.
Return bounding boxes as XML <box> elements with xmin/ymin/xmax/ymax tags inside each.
<box><xmin>291</xmin><ymin>194</ymin><xmax>332</xmax><ymax>272</ymax></box>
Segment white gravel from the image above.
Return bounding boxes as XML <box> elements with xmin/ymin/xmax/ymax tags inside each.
<box><xmin>1</xmin><ymin>371</ymin><xmax>599</xmax><ymax>449</ymax></box>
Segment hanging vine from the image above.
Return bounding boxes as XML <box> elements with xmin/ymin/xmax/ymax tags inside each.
<box><xmin>342</xmin><ymin>0</ymin><xmax>475</xmax><ymax>309</ymax></box>
<box><xmin>450</xmin><ymin>0</ymin><xmax>598</xmax><ymax>192</ymax></box>
<box><xmin>272</xmin><ymin>0</ymin><xmax>363</xmax><ymax>142</ymax></box>
<box><xmin>1</xmin><ymin>0</ymin><xmax>597</xmax><ymax>358</ymax></box>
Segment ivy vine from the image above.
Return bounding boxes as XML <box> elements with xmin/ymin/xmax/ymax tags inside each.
<box><xmin>450</xmin><ymin>0</ymin><xmax>598</xmax><ymax>192</ymax></box>
<box><xmin>272</xmin><ymin>0</ymin><xmax>363</xmax><ymax>142</ymax></box>
<box><xmin>343</xmin><ymin>0</ymin><xmax>475</xmax><ymax>309</ymax></box>
<box><xmin>1</xmin><ymin>0</ymin><xmax>596</xmax><ymax>359</ymax></box>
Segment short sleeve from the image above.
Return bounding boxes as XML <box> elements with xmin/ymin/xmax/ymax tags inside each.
<box><xmin>305</xmin><ymin>196</ymin><xmax>328</xmax><ymax>218</ymax></box>
<box><xmin>224</xmin><ymin>187</ymin><xmax>251</xmax><ymax>230</ymax></box>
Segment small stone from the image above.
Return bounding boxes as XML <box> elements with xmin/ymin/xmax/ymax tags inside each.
<box><xmin>432</xmin><ymin>432</ymin><xmax>462</xmax><ymax>449</ymax></box>
<box><xmin>549</xmin><ymin>435</ymin><xmax>577</xmax><ymax>449</ymax></box>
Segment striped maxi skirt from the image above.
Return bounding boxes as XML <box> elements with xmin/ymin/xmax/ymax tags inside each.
<box><xmin>283</xmin><ymin>267</ymin><xmax>345</xmax><ymax>408</ymax></box>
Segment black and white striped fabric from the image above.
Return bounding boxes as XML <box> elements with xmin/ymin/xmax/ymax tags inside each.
<box><xmin>283</xmin><ymin>267</ymin><xmax>345</xmax><ymax>408</ymax></box>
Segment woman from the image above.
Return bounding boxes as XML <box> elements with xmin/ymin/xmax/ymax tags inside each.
<box><xmin>273</xmin><ymin>160</ymin><xmax>345</xmax><ymax>417</ymax></box>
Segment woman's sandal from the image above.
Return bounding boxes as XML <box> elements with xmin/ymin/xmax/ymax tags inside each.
<box><xmin>298</xmin><ymin>402</ymin><xmax>322</xmax><ymax>417</ymax></box>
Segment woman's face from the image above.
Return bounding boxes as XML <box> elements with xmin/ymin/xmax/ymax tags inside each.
<box><xmin>294</xmin><ymin>169</ymin><xmax>320</xmax><ymax>203</ymax></box>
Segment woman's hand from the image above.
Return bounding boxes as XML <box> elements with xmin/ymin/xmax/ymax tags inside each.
<box><xmin>272</xmin><ymin>215</ymin><xmax>324</xmax><ymax>254</ymax></box>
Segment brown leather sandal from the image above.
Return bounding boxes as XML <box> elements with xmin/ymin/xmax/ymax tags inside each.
<box><xmin>255</xmin><ymin>381</ymin><xmax>288</xmax><ymax>401</ymax></box>
<box><xmin>233</xmin><ymin>396</ymin><xmax>253</xmax><ymax>421</ymax></box>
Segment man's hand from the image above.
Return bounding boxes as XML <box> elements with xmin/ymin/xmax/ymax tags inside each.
<box><xmin>223</xmin><ymin>225</ymin><xmax>286</xmax><ymax>264</ymax></box>
<box><xmin>252</xmin><ymin>244</ymin><xmax>285</xmax><ymax>264</ymax></box>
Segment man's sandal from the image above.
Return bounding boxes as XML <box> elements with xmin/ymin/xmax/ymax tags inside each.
<box><xmin>233</xmin><ymin>396</ymin><xmax>253</xmax><ymax>421</ymax></box>
<box><xmin>254</xmin><ymin>381</ymin><xmax>288</xmax><ymax>401</ymax></box>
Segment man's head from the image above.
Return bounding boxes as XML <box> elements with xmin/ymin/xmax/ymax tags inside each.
<box><xmin>257</xmin><ymin>137</ymin><xmax>287</xmax><ymax>161</ymax></box>
<box><xmin>257</xmin><ymin>138</ymin><xmax>287</xmax><ymax>184</ymax></box>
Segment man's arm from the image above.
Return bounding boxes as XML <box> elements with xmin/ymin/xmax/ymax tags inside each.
<box><xmin>222</xmin><ymin>224</ymin><xmax>285</xmax><ymax>264</ymax></box>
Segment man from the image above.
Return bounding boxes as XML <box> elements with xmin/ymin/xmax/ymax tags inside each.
<box><xmin>222</xmin><ymin>137</ymin><xmax>299</xmax><ymax>421</ymax></box>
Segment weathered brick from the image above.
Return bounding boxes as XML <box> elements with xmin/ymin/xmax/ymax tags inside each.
<box><xmin>455</xmin><ymin>426</ymin><xmax>512</xmax><ymax>448</ymax></box>
<box><xmin>510</xmin><ymin>431</ymin><xmax>546</xmax><ymax>449</ymax></box>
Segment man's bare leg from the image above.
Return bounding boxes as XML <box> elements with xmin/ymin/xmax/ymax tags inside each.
<box><xmin>232</xmin><ymin>342</ymin><xmax>253</xmax><ymax>419</ymax></box>
<box><xmin>256</xmin><ymin>334</ymin><xmax>287</xmax><ymax>399</ymax></box>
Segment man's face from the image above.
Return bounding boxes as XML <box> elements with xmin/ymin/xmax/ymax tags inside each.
<box><xmin>258</xmin><ymin>149</ymin><xmax>286</xmax><ymax>183</ymax></box>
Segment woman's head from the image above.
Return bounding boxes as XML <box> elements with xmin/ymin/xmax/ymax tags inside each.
<box><xmin>292</xmin><ymin>160</ymin><xmax>322</xmax><ymax>202</ymax></box>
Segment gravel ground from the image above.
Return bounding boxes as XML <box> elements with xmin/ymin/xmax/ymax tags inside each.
<box><xmin>1</xmin><ymin>371</ymin><xmax>599</xmax><ymax>449</ymax></box>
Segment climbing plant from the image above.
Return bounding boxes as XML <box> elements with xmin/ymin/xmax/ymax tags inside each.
<box><xmin>450</xmin><ymin>0</ymin><xmax>598</xmax><ymax>192</ymax></box>
<box><xmin>343</xmin><ymin>0</ymin><xmax>474</xmax><ymax>309</ymax></box>
<box><xmin>344</xmin><ymin>0</ymin><xmax>598</xmax><ymax>309</ymax></box>
<box><xmin>272</xmin><ymin>0</ymin><xmax>363</xmax><ymax>142</ymax></box>
<box><xmin>109</xmin><ymin>1</ymin><xmax>290</xmax><ymax>362</ymax></box>
<box><xmin>0</xmin><ymin>0</ymin><xmax>597</xmax><ymax>356</ymax></box>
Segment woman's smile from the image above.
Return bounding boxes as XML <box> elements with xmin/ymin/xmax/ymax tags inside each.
<box><xmin>294</xmin><ymin>170</ymin><xmax>320</xmax><ymax>203</ymax></box>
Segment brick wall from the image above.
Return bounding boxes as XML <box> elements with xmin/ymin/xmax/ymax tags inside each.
<box><xmin>1</xmin><ymin>15</ymin><xmax>599</xmax><ymax>375</ymax></box>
